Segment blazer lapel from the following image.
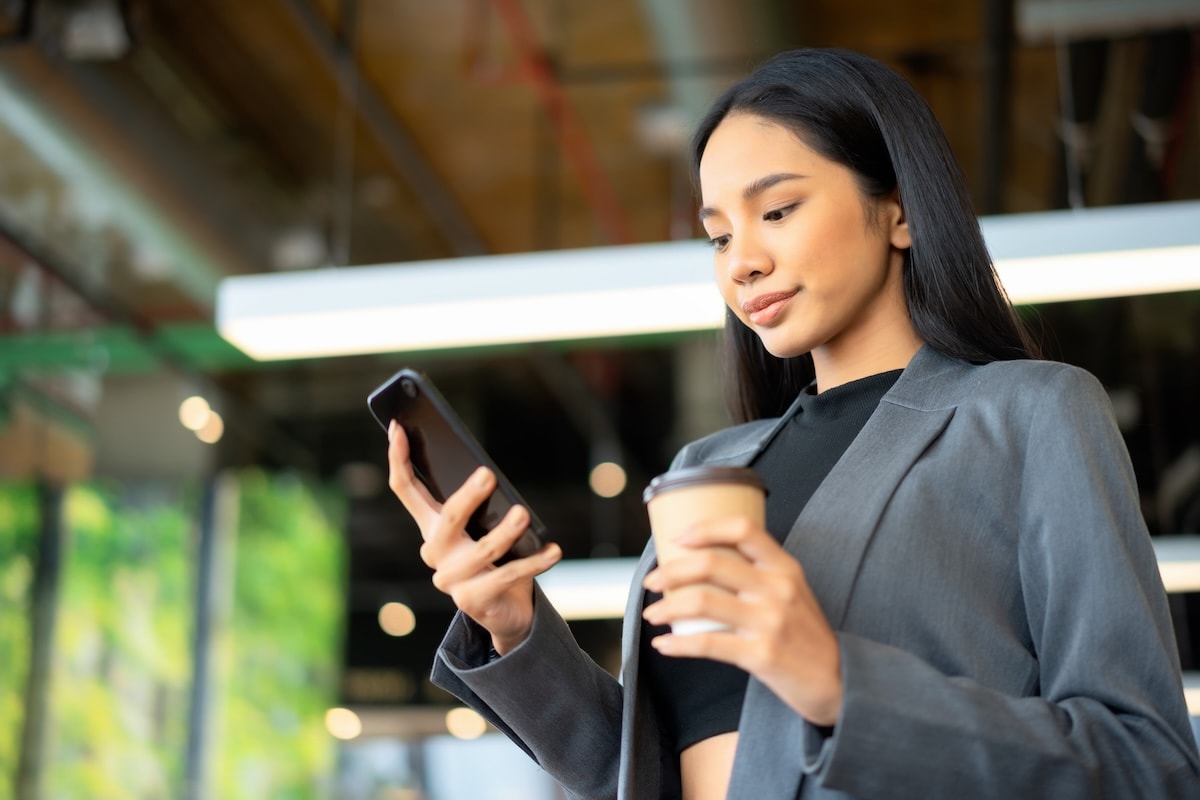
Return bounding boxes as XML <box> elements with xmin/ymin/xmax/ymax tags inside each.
<box><xmin>728</xmin><ymin>384</ymin><xmax>956</xmax><ymax>798</ymax></box>
<box><xmin>784</xmin><ymin>399</ymin><xmax>956</xmax><ymax>628</ymax></box>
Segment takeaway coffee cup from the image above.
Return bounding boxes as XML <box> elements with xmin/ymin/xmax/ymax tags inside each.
<box><xmin>642</xmin><ymin>465</ymin><xmax>767</xmax><ymax>635</ymax></box>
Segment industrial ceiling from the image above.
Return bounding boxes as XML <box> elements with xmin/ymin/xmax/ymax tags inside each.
<box><xmin>0</xmin><ymin>0</ymin><xmax>1197</xmax><ymax>712</ymax></box>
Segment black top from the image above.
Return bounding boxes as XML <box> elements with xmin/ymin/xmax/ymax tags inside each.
<box><xmin>640</xmin><ymin>369</ymin><xmax>903</xmax><ymax>754</ymax></box>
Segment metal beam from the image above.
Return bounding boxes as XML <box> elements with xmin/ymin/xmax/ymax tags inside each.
<box><xmin>0</xmin><ymin>66</ymin><xmax>226</xmax><ymax>311</ymax></box>
<box><xmin>15</xmin><ymin>482</ymin><xmax>65</xmax><ymax>800</ymax></box>
<box><xmin>981</xmin><ymin>0</ymin><xmax>1015</xmax><ymax>214</ymax></box>
<box><xmin>1017</xmin><ymin>0</ymin><xmax>1200</xmax><ymax>43</ymax></box>
<box><xmin>280</xmin><ymin>0</ymin><xmax>489</xmax><ymax>256</ymax></box>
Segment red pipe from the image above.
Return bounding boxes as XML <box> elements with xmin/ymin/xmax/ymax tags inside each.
<box><xmin>480</xmin><ymin>0</ymin><xmax>635</xmax><ymax>245</ymax></box>
<box><xmin>1160</xmin><ymin>31</ymin><xmax>1197</xmax><ymax>196</ymax></box>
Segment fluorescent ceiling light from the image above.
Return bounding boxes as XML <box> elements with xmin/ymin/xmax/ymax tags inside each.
<box><xmin>537</xmin><ymin>557</ymin><xmax>638</xmax><ymax>621</ymax></box>
<box><xmin>217</xmin><ymin>240</ymin><xmax>723</xmax><ymax>360</ymax></box>
<box><xmin>983</xmin><ymin>201</ymin><xmax>1200</xmax><ymax>305</ymax></box>
<box><xmin>1184</xmin><ymin>673</ymin><xmax>1200</xmax><ymax>717</ymax></box>
<box><xmin>529</xmin><ymin>536</ymin><xmax>1198</xmax><ymax>623</ymax></box>
<box><xmin>216</xmin><ymin>200</ymin><xmax>1200</xmax><ymax>360</ymax></box>
<box><xmin>1152</xmin><ymin>535</ymin><xmax>1200</xmax><ymax>594</ymax></box>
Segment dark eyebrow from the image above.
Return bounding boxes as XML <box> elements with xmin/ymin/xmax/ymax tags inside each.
<box><xmin>697</xmin><ymin>172</ymin><xmax>808</xmax><ymax>221</ymax></box>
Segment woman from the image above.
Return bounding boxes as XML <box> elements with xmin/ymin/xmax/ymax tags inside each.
<box><xmin>387</xmin><ymin>49</ymin><xmax>1200</xmax><ymax>799</ymax></box>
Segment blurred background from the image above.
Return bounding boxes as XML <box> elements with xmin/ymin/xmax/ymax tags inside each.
<box><xmin>0</xmin><ymin>1</ymin><xmax>1198</xmax><ymax>798</ymax></box>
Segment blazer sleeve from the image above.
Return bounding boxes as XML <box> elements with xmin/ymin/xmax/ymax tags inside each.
<box><xmin>430</xmin><ymin>582</ymin><xmax>624</xmax><ymax>800</ymax></box>
<box><xmin>803</xmin><ymin>366</ymin><xmax>1200</xmax><ymax>799</ymax></box>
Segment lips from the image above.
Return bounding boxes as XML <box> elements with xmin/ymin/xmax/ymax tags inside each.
<box><xmin>742</xmin><ymin>290</ymin><xmax>798</xmax><ymax>325</ymax></box>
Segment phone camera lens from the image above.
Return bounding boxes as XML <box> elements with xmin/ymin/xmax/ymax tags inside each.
<box><xmin>400</xmin><ymin>378</ymin><xmax>418</xmax><ymax>399</ymax></box>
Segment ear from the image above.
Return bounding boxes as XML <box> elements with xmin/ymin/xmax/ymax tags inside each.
<box><xmin>886</xmin><ymin>189</ymin><xmax>910</xmax><ymax>250</ymax></box>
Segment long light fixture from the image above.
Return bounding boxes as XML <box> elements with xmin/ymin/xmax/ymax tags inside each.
<box><xmin>538</xmin><ymin>557</ymin><xmax>639</xmax><ymax>621</ymax></box>
<box><xmin>1151</xmin><ymin>535</ymin><xmax>1200</xmax><ymax>594</ymax></box>
<box><xmin>982</xmin><ymin>201</ymin><xmax>1200</xmax><ymax>305</ymax></box>
<box><xmin>216</xmin><ymin>200</ymin><xmax>1200</xmax><ymax>360</ymax></box>
<box><xmin>529</xmin><ymin>535</ymin><xmax>1200</xmax><ymax>623</ymax></box>
<box><xmin>217</xmin><ymin>240</ymin><xmax>721</xmax><ymax>360</ymax></box>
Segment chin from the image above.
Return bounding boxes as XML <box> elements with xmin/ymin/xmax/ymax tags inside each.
<box><xmin>759</xmin><ymin>339</ymin><xmax>812</xmax><ymax>360</ymax></box>
<box><xmin>758</xmin><ymin>340</ymin><xmax>806</xmax><ymax>359</ymax></box>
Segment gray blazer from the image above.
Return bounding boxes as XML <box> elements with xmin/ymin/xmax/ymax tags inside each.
<box><xmin>432</xmin><ymin>346</ymin><xmax>1200</xmax><ymax>799</ymax></box>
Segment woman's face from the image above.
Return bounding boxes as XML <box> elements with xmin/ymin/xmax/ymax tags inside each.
<box><xmin>698</xmin><ymin>113</ymin><xmax>917</xmax><ymax>377</ymax></box>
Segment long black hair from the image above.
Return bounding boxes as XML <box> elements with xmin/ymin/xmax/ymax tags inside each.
<box><xmin>691</xmin><ymin>48</ymin><xmax>1040</xmax><ymax>423</ymax></box>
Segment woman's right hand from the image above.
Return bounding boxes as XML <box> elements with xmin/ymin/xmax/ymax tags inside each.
<box><xmin>386</xmin><ymin>420</ymin><xmax>562</xmax><ymax>654</ymax></box>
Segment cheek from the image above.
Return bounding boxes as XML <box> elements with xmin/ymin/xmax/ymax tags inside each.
<box><xmin>713</xmin><ymin>268</ymin><xmax>753</xmax><ymax>326</ymax></box>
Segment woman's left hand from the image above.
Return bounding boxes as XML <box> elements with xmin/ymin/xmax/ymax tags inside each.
<box><xmin>641</xmin><ymin>516</ymin><xmax>843</xmax><ymax>727</ymax></box>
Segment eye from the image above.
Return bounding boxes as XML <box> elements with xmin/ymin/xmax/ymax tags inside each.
<box><xmin>707</xmin><ymin>234</ymin><xmax>730</xmax><ymax>253</ymax></box>
<box><xmin>763</xmin><ymin>203</ymin><xmax>797</xmax><ymax>223</ymax></box>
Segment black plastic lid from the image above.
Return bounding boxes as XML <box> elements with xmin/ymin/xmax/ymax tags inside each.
<box><xmin>642</xmin><ymin>465</ymin><xmax>766</xmax><ymax>504</ymax></box>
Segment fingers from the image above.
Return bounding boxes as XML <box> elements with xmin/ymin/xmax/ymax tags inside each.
<box><xmin>640</xmin><ymin>516</ymin><xmax>843</xmax><ymax>725</ymax></box>
<box><xmin>647</xmin><ymin>627</ymin><xmax>744</xmax><ymax>663</ymax></box>
<box><xmin>386</xmin><ymin>421</ymin><xmax>441</xmax><ymax>524</ymax></box>
<box><xmin>675</xmin><ymin>515</ymin><xmax>787</xmax><ymax>564</ymax></box>
<box><xmin>449</xmin><ymin>543</ymin><xmax>563</xmax><ymax>621</ymax></box>
<box><xmin>427</xmin><ymin>502</ymin><xmax>529</xmax><ymax>583</ymax></box>
<box><xmin>388</xmin><ymin>416</ymin><xmax>498</xmax><ymax>553</ymax></box>
<box><xmin>435</xmin><ymin>466</ymin><xmax>496</xmax><ymax>541</ymax></box>
<box><xmin>645</xmin><ymin>516</ymin><xmax>800</xmax><ymax>596</ymax></box>
<box><xmin>644</xmin><ymin>544</ymin><xmax>760</xmax><ymax>596</ymax></box>
<box><xmin>641</xmin><ymin>582</ymin><xmax>743</xmax><ymax>630</ymax></box>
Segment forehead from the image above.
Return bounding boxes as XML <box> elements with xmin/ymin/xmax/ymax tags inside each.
<box><xmin>698</xmin><ymin>114</ymin><xmax>833</xmax><ymax>193</ymax></box>
<box><xmin>701</xmin><ymin>115</ymin><xmax>821</xmax><ymax>173</ymax></box>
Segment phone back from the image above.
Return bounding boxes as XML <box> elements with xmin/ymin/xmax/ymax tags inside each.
<box><xmin>369</xmin><ymin>369</ymin><xmax>547</xmax><ymax>561</ymax></box>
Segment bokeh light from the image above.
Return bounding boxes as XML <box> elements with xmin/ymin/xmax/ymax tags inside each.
<box><xmin>588</xmin><ymin>461</ymin><xmax>627</xmax><ymax>498</ymax></box>
<box><xmin>445</xmin><ymin>707</ymin><xmax>488</xmax><ymax>740</ymax></box>
<box><xmin>196</xmin><ymin>410</ymin><xmax>224</xmax><ymax>444</ymax></box>
<box><xmin>325</xmin><ymin>707</ymin><xmax>363</xmax><ymax>740</ymax></box>
<box><xmin>179</xmin><ymin>395</ymin><xmax>211</xmax><ymax>431</ymax></box>
<box><xmin>378</xmin><ymin>601</ymin><xmax>416</xmax><ymax>637</ymax></box>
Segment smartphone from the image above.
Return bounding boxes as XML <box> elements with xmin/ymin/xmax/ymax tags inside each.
<box><xmin>368</xmin><ymin>368</ymin><xmax>549</xmax><ymax>563</ymax></box>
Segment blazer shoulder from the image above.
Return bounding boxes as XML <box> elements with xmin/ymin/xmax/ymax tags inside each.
<box><xmin>892</xmin><ymin>348</ymin><xmax>1106</xmax><ymax>412</ymax></box>
<box><xmin>671</xmin><ymin>417</ymin><xmax>780</xmax><ymax>469</ymax></box>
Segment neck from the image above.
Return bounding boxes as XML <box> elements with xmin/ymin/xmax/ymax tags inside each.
<box><xmin>811</xmin><ymin>332</ymin><xmax>924</xmax><ymax>393</ymax></box>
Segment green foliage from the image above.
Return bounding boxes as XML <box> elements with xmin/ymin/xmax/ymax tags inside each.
<box><xmin>212</xmin><ymin>469</ymin><xmax>345</xmax><ymax>800</ymax></box>
<box><xmin>0</xmin><ymin>472</ymin><xmax>345</xmax><ymax>800</ymax></box>
<box><xmin>0</xmin><ymin>482</ymin><xmax>38</xmax><ymax>800</ymax></box>
<box><xmin>43</xmin><ymin>481</ymin><xmax>199</xmax><ymax>800</ymax></box>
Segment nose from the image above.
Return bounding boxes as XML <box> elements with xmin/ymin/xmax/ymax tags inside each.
<box><xmin>724</xmin><ymin>228</ymin><xmax>771</xmax><ymax>285</ymax></box>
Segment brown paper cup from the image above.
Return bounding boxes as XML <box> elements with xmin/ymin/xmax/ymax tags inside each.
<box><xmin>643</xmin><ymin>466</ymin><xmax>766</xmax><ymax>635</ymax></box>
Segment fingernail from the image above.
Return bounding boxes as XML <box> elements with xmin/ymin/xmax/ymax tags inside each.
<box><xmin>643</xmin><ymin>570</ymin><xmax>661</xmax><ymax>591</ymax></box>
<box><xmin>388</xmin><ymin>420</ymin><xmax>397</xmax><ymax>441</ymax></box>
<box><xmin>651</xmin><ymin>635</ymin><xmax>673</xmax><ymax>653</ymax></box>
<box><xmin>476</xmin><ymin>468</ymin><xmax>490</xmax><ymax>486</ymax></box>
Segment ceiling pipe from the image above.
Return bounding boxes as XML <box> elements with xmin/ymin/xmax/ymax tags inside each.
<box><xmin>280</xmin><ymin>0</ymin><xmax>489</xmax><ymax>256</ymax></box>
<box><xmin>981</xmin><ymin>0</ymin><xmax>1014</xmax><ymax>214</ymax></box>
<box><xmin>635</xmin><ymin>1</ymin><xmax>781</xmax><ymax>239</ymax></box>
<box><xmin>1160</xmin><ymin>30</ymin><xmax>1198</xmax><ymax>194</ymax></box>
<box><xmin>479</xmin><ymin>0</ymin><xmax>635</xmax><ymax>245</ymax></box>
<box><xmin>1055</xmin><ymin>38</ymin><xmax>1110</xmax><ymax>209</ymax></box>
<box><xmin>636</xmin><ymin>1</ymin><xmax>781</xmax><ymax>135</ymax></box>
<box><xmin>1124</xmin><ymin>29</ymin><xmax>1193</xmax><ymax>203</ymax></box>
